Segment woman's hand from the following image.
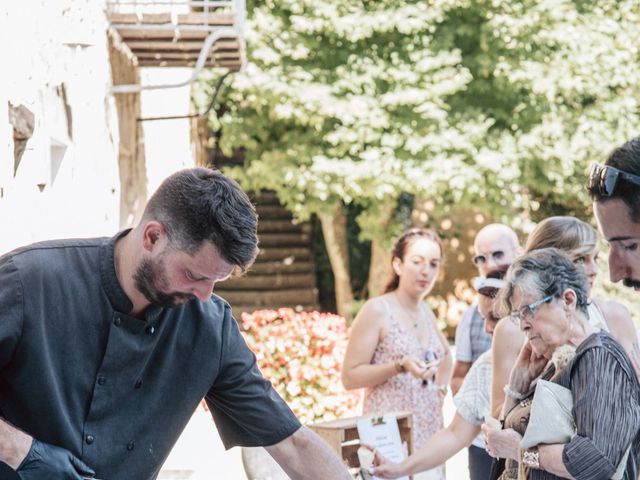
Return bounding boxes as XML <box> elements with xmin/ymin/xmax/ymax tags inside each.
<box><xmin>508</xmin><ymin>341</ymin><xmax>549</xmax><ymax>393</ymax></box>
<box><xmin>481</xmin><ymin>424</ymin><xmax>522</xmax><ymax>461</ymax></box>
<box><xmin>371</xmin><ymin>449</ymin><xmax>405</xmax><ymax>479</ymax></box>
<box><xmin>400</xmin><ymin>356</ymin><xmax>433</xmax><ymax>381</ymax></box>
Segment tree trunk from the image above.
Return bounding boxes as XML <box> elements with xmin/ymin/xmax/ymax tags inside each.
<box><xmin>319</xmin><ymin>208</ymin><xmax>354</xmax><ymax>320</ymax></box>
<box><xmin>366</xmin><ymin>204</ymin><xmax>395</xmax><ymax>298</ymax></box>
<box><xmin>367</xmin><ymin>239</ymin><xmax>392</xmax><ymax>298</ymax></box>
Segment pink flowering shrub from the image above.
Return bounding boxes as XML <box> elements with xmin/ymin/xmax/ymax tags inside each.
<box><xmin>242</xmin><ymin>308</ymin><xmax>361</xmax><ymax>424</ymax></box>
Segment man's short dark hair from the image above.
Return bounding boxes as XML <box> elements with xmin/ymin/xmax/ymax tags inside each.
<box><xmin>142</xmin><ymin>168</ymin><xmax>258</xmax><ymax>271</ymax></box>
<box><xmin>589</xmin><ymin>137</ymin><xmax>640</xmax><ymax>223</ymax></box>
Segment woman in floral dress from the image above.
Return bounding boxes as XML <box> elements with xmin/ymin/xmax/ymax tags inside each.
<box><xmin>342</xmin><ymin>228</ymin><xmax>453</xmax><ymax>480</ymax></box>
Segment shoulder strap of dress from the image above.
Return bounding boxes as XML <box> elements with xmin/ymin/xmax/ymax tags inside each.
<box><xmin>588</xmin><ymin>299</ymin><xmax>609</xmax><ymax>329</ymax></box>
<box><xmin>380</xmin><ymin>296</ymin><xmax>395</xmax><ymax>321</ymax></box>
<box><xmin>420</xmin><ymin>302</ymin><xmax>441</xmax><ymax>337</ymax></box>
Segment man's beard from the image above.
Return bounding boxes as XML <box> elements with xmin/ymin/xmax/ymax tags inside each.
<box><xmin>133</xmin><ymin>256</ymin><xmax>195</xmax><ymax>308</ymax></box>
<box><xmin>623</xmin><ymin>278</ymin><xmax>640</xmax><ymax>289</ymax></box>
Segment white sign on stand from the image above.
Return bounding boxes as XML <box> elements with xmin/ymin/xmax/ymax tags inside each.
<box><xmin>356</xmin><ymin>414</ymin><xmax>409</xmax><ymax>480</ymax></box>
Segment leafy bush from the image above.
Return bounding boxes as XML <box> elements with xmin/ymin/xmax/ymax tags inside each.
<box><xmin>242</xmin><ymin>308</ymin><xmax>361</xmax><ymax>424</ymax></box>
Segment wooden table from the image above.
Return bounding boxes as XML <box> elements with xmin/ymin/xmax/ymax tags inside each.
<box><xmin>309</xmin><ymin>411</ymin><xmax>413</xmax><ymax>472</ymax></box>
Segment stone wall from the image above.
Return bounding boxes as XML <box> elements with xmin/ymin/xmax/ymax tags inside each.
<box><xmin>0</xmin><ymin>1</ymin><xmax>122</xmax><ymax>253</ymax></box>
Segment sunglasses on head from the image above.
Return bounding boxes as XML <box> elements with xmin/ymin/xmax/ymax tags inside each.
<box><xmin>588</xmin><ymin>163</ymin><xmax>640</xmax><ymax>197</ymax></box>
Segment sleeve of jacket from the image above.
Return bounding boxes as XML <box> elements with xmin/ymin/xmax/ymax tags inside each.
<box><xmin>0</xmin><ymin>255</ymin><xmax>24</xmax><ymax>371</ymax></box>
<box><xmin>563</xmin><ymin>346</ymin><xmax>640</xmax><ymax>479</ymax></box>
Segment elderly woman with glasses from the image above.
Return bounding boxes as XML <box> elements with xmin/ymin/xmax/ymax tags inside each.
<box><xmin>482</xmin><ymin>248</ymin><xmax>640</xmax><ymax>480</ymax></box>
<box><xmin>489</xmin><ymin>216</ymin><xmax>638</xmax><ymax>419</ymax></box>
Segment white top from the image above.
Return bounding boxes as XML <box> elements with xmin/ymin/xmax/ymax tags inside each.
<box><xmin>453</xmin><ymin>350</ymin><xmax>492</xmax><ymax>448</ymax></box>
<box><xmin>454</xmin><ymin>306</ymin><xmax>474</xmax><ymax>362</ymax></box>
<box><xmin>587</xmin><ymin>301</ymin><xmax>609</xmax><ymax>332</ymax></box>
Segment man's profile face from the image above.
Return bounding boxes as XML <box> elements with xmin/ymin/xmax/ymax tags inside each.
<box><xmin>594</xmin><ymin>198</ymin><xmax>640</xmax><ymax>291</ymax></box>
<box><xmin>134</xmin><ymin>239</ymin><xmax>235</xmax><ymax>307</ymax></box>
<box><xmin>477</xmin><ymin>293</ymin><xmax>499</xmax><ymax>335</ymax></box>
<box><xmin>134</xmin><ymin>253</ymin><xmax>197</xmax><ymax>308</ymax></box>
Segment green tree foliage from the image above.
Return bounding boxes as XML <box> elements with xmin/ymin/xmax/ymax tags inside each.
<box><xmin>195</xmin><ymin>0</ymin><xmax>640</xmax><ymax>302</ymax></box>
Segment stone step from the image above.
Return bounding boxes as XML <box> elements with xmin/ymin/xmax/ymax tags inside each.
<box><xmin>251</xmin><ymin>191</ymin><xmax>279</xmax><ymax>205</ymax></box>
<box><xmin>247</xmin><ymin>260</ymin><xmax>315</xmax><ymax>275</ymax></box>
<box><xmin>257</xmin><ymin>247</ymin><xmax>311</xmax><ymax>261</ymax></box>
<box><xmin>218</xmin><ymin>288</ymin><xmax>317</xmax><ymax>307</ymax></box>
<box><xmin>258</xmin><ymin>232</ymin><xmax>311</xmax><ymax>247</ymax></box>
<box><xmin>219</xmin><ymin>272</ymin><xmax>316</xmax><ymax>290</ymax></box>
<box><xmin>258</xmin><ymin>219</ymin><xmax>309</xmax><ymax>234</ymax></box>
<box><xmin>255</xmin><ymin>204</ymin><xmax>293</xmax><ymax>220</ymax></box>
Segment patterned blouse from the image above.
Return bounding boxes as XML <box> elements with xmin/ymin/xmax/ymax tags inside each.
<box><xmin>454</xmin><ymin>349</ymin><xmax>492</xmax><ymax>448</ymax></box>
<box><xmin>362</xmin><ymin>298</ymin><xmax>445</xmax><ymax>451</ymax></box>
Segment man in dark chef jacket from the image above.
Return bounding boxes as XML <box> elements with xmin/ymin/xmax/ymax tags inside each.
<box><xmin>0</xmin><ymin>168</ymin><xmax>351</xmax><ymax>480</ymax></box>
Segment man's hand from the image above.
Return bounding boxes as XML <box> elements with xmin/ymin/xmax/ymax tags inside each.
<box><xmin>16</xmin><ymin>439</ymin><xmax>95</xmax><ymax>480</ymax></box>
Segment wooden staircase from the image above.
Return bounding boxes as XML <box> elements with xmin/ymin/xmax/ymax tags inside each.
<box><xmin>215</xmin><ymin>191</ymin><xmax>319</xmax><ymax>318</ymax></box>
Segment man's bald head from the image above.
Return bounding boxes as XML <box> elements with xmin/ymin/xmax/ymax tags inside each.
<box><xmin>473</xmin><ymin>223</ymin><xmax>521</xmax><ymax>277</ymax></box>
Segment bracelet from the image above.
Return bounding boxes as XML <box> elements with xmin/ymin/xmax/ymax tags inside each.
<box><xmin>394</xmin><ymin>358</ymin><xmax>405</xmax><ymax>373</ymax></box>
<box><xmin>436</xmin><ymin>384</ymin><xmax>448</xmax><ymax>396</ymax></box>
<box><xmin>503</xmin><ymin>384</ymin><xmax>526</xmax><ymax>401</ymax></box>
<box><xmin>522</xmin><ymin>447</ymin><xmax>540</xmax><ymax>469</ymax></box>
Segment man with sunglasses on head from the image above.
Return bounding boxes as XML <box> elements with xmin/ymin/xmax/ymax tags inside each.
<box><xmin>450</xmin><ymin>224</ymin><xmax>521</xmax><ymax>480</ymax></box>
<box><xmin>588</xmin><ymin>137</ymin><xmax>640</xmax><ymax>292</ymax></box>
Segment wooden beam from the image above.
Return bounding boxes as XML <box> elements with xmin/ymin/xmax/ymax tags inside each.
<box><xmin>108</xmin><ymin>12</ymin><xmax>139</xmax><ymax>24</ymax></box>
<box><xmin>136</xmin><ymin>59</ymin><xmax>241</xmax><ymax>69</ymax></box>
<box><xmin>118</xmin><ymin>29</ymin><xmax>177</xmax><ymax>41</ymax></box>
<box><xmin>124</xmin><ymin>39</ymin><xmax>238</xmax><ymax>52</ymax></box>
<box><xmin>141</xmin><ymin>13</ymin><xmax>172</xmax><ymax>24</ymax></box>
<box><xmin>176</xmin><ymin>12</ymin><xmax>234</xmax><ymax>26</ymax></box>
<box><xmin>134</xmin><ymin>51</ymin><xmax>240</xmax><ymax>61</ymax></box>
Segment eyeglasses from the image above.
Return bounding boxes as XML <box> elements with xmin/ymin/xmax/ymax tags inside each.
<box><xmin>473</xmin><ymin>250</ymin><xmax>505</xmax><ymax>266</ymax></box>
<box><xmin>588</xmin><ymin>163</ymin><xmax>640</xmax><ymax>197</ymax></box>
<box><xmin>511</xmin><ymin>295</ymin><xmax>553</xmax><ymax>325</ymax></box>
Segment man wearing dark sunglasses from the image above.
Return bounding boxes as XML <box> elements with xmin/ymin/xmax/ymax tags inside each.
<box><xmin>450</xmin><ymin>224</ymin><xmax>520</xmax><ymax>480</ymax></box>
<box><xmin>452</xmin><ymin>224</ymin><xmax>521</xmax><ymax>394</ymax></box>
<box><xmin>587</xmin><ymin>138</ymin><xmax>640</xmax><ymax>292</ymax></box>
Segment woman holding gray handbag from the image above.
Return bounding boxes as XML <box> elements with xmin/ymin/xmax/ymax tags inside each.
<box><xmin>483</xmin><ymin>248</ymin><xmax>640</xmax><ymax>480</ymax></box>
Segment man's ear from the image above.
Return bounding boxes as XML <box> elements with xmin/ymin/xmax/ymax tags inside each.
<box><xmin>141</xmin><ymin>221</ymin><xmax>166</xmax><ymax>252</ymax></box>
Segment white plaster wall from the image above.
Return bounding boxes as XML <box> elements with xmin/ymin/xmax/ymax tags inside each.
<box><xmin>140</xmin><ymin>67</ymin><xmax>195</xmax><ymax>193</ymax></box>
<box><xmin>0</xmin><ymin>0</ymin><xmax>121</xmax><ymax>254</ymax></box>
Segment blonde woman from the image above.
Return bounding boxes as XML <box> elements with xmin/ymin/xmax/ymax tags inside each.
<box><xmin>342</xmin><ymin>228</ymin><xmax>452</xmax><ymax>480</ymax></box>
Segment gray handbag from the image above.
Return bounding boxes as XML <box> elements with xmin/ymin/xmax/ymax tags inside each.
<box><xmin>520</xmin><ymin>379</ymin><xmax>630</xmax><ymax>480</ymax></box>
<box><xmin>520</xmin><ymin>379</ymin><xmax>574</xmax><ymax>449</ymax></box>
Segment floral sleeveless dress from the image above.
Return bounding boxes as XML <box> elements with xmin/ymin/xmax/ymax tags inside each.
<box><xmin>362</xmin><ymin>298</ymin><xmax>445</xmax><ymax>451</ymax></box>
